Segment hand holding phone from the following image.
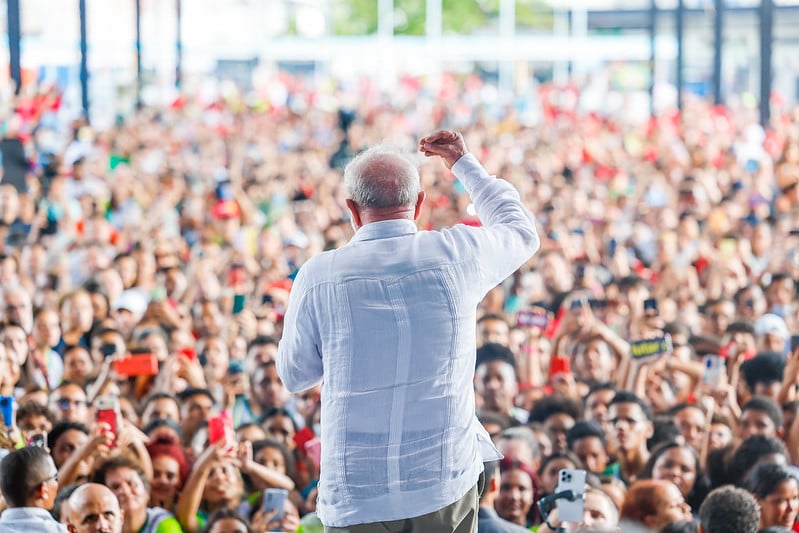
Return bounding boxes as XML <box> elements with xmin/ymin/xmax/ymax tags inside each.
<box><xmin>555</xmin><ymin>469</ymin><xmax>586</xmax><ymax>523</ymax></box>
<box><xmin>643</xmin><ymin>298</ymin><xmax>659</xmax><ymax>317</ymax></box>
<box><xmin>208</xmin><ymin>411</ymin><xmax>234</xmax><ymax>448</ymax></box>
<box><xmin>113</xmin><ymin>353</ymin><xmax>158</xmax><ymax>377</ymax></box>
<box><xmin>27</xmin><ymin>433</ymin><xmax>46</xmax><ymax>448</ymax></box>
<box><xmin>549</xmin><ymin>356</ymin><xmax>571</xmax><ymax>380</ymax></box>
<box><xmin>178</xmin><ymin>346</ymin><xmax>197</xmax><ymax>361</ymax></box>
<box><xmin>95</xmin><ymin>396</ymin><xmax>119</xmax><ymax>447</ymax></box>
<box><xmin>702</xmin><ymin>355</ymin><xmax>726</xmax><ymax>390</ymax></box>
<box><xmin>101</xmin><ymin>342</ymin><xmax>117</xmax><ymax>359</ymax></box>
<box><xmin>262</xmin><ymin>488</ymin><xmax>289</xmax><ymax>524</ymax></box>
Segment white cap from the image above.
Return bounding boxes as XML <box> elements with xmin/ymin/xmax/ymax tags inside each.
<box><xmin>112</xmin><ymin>289</ymin><xmax>148</xmax><ymax>315</ymax></box>
<box><xmin>754</xmin><ymin>313</ymin><xmax>790</xmax><ymax>340</ymax></box>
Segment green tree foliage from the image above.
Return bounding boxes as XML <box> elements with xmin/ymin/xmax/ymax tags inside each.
<box><xmin>330</xmin><ymin>0</ymin><xmax>552</xmax><ymax>37</ymax></box>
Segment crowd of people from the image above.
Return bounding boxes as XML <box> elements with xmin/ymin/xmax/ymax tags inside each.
<box><xmin>0</xmin><ymin>71</ymin><xmax>797</xmax><ymax>533</ymax></box>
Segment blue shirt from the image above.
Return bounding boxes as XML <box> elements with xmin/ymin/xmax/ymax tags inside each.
<box><xmin>277</xmin><ymin>154</ymin><xmax>540</xmax><ymax>527</ymax></box>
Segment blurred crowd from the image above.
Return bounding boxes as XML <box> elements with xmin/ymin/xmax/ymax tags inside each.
<box><xmin>0</xmin><ymin>72</ymin><xmax>799</xmax><ymax>533</ymax></box>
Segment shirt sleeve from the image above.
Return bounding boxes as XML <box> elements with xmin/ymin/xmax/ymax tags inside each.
<box><xmin>276</xmin><ymin>265</ymin><xmax>324</xmax><ymax>393</ymax></box>
<box><xmin>451</xmin><ymin>153</ymin><xmax>540</xmax><ymax>286</ymax></box>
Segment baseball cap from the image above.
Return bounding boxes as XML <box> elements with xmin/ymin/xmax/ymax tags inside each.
<box><xmin>112</xmin><ymin>289</ymin><xmax>148</xmax><ymax>315</ymax></box>
<box><xmin>754</xmin><ymin>313</ymin><xmax>790</xmax><ymax>340</ymax></box>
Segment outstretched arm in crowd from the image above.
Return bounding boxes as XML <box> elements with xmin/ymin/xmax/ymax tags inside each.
<box><xmin>235</xmin><ymin>440</ymin><xmax>295</xmax><ymax>491</ymax></box>
<box><xmin>58</xmin><ymin>423</ymin><xmax>114</xmax><ymax>488</ymax></box>
<box><xmin>176</xmin><ymin>441</ymin><xmax>233</xmax><ymax>533</ymax></box>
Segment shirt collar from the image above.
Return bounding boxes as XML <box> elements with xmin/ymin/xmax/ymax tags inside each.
<box><xmin>350</xmin><ymin>219</ymin><xmax>418</xmax><ymax>243</ymax></box>
<box><xmin>1</xmin><ymin>506</ymin><xmax>55</xmax><ymax>519</ymax></box>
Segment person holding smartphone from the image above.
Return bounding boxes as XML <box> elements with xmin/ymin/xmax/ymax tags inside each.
<box><xmin>278</xmin><ymin>131</ymin><xmax>540</xmax><ymax>530</ymax></box>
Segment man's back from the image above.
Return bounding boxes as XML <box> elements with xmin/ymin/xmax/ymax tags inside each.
<box><xmin>278</xmin><ymin>136</ymin><xmax>539</xmax><ymax>528</ymax></box>
<box><xmin>286</xmin><ymin>217</ymin><xmax>506</xmax><ymax>522</ymax></box>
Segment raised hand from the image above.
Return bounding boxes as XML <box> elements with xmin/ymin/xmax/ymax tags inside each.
<box><xmin>419</xmin><ymin>130</ymin><xmax>468</xmax><ymax>169</ymax></box>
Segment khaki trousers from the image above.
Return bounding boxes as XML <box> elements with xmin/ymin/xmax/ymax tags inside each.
<box><xmin>325</xmin><ymin>471</ymin><xmax>486</xmax><ymax>533</ymax></box>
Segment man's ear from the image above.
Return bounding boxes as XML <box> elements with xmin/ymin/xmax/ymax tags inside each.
<box><xmin>413</xmin><ymin>191</ymin><xmax>426</xmax><ymax>220</ymax></box>
<box><xmin>345</xmin><ymin>199</ymin><xmax>362</xmax><ymax>230</ymax></box>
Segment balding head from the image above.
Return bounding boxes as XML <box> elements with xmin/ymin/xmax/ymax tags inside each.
<box><xmin>344</xmin><ymin>145</ymin><xmax>421</xmax><ymax>209</ymax></box>
<box><xmin>68</xmin><ymin>483</ymin><xmax>124</xmax><ymax>533</ymax></box>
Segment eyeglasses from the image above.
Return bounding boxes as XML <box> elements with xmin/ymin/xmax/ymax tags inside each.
<box><xmin>56</xmin><ymin>398</ymin><xmax>87</xmax><ymax>409</ymax></box>
<box><xmin>31</xmin><ymin>471</ymin><xmax>58</xmax><ymax>493</ymax></box>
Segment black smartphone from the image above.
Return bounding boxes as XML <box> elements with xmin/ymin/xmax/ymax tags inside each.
<box><xmin>791</xmin><ymin>335</ymin><xmax>799</xmax><ymax>352</ymax></box>
<box><xmin>101</xmin><ymin>343</ymin><xmax>117</xmax><ymax>359</ymax></box>
<box><xmin>643</xmin><ymin>298</ymin><xmax>658</xmax><ymax>315</ymax></box>
<box><xmin>588</xmin><ymin>299</ymin><xmax>607</xmax><ymax>310</ymax></box>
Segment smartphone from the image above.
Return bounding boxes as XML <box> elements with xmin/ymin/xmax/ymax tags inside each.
<box><xmin>555</xmin><ymin>468</ymin><xmax>586</xmax><ymax>523</ymax></box>
<box><xmin>569</xmin><ymin>297</ymin><xmax>586</xmax><ymax>311</ymax></box>
<box><xmin>304</xmin><ymin>437</ymin><xmax>322</xmax><ymax>469</ymax></box>
<box><xmin>643</xmin><ymin>298</ymin><xmax>658</xmax><ymax>316</ymax></box>
<box><xmin>232</xmin><ymin>294</ymin><xmax>246</xmax><ymax>315</ymax></box>
<box><xmin>607</xmin><ymin>238</ymin><xmax>617</xmax><ymax>258</ymax></box>
<box><xmin>113</xmin><ymin>353</ymin><xmax>159</xmax><ymax>377</ymax></box>
<box><xmin>178</xmin><ymin>346</ymin><xmax>197</xmax><ymax>361</ymax></box>
<box><xmin>262</xmin><ymin>488</ymin><xmax>289</xmax><ymax>522</ymax></box>
<box><xmin>208</xmin><ymin>412</ymin><xmax>232</xmax><ymax>445</ymax></box>
<box><xmin>702</xmin><ymin>355</ymin><xmax>726</xmax><ymax>389</ymax></box>
<box><xmin>228</xmin><ymin>264</ymin><xmax>246</xmax><ymax>287</ymax></box>
<box><xmin>549</xmin><ymin>356</ymin><xmax>571</xmax><ymax>380</ymax></box>
<box><xmin>101</xmin><ymin>342</ymin><xmax>117</xmax><ymax>359</ymax></box>
<box><xmin>228</xmin><ymin>359</ymin><xmax>245</xmax><ymax>375</ymax></box>
<box><xmin>95</xmin><ymin>396</ymin><xmax>118</xmax><ymax>447</ymax></box>
<box><xmin>719</xmin><ymin>238</ymin><xmax>737</xmax><ymax>259</ymax></box>
<box><xmin>0</xmin><ymin>396</ymin><xmax>13</xmax><ymax>428</ymax></box>
<box><xmin>588</xmin><ymin>299</ymin><xmax>607</xmax><ymax>310</ymax></box>
<box><xmin>516</xmin><ymin>309</ymin><xmax>548</xmax><ymax>329</ymax></box>
<box><xmin>27</xmin><ymin>433</ymin><xmax>46</xmax><ymax>448</ymax></box>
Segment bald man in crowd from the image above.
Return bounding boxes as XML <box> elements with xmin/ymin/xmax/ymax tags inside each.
<box><xmin>67</xmin><ymin>483</ymin><xmax>124</xmax><ymax>533</ymax></box>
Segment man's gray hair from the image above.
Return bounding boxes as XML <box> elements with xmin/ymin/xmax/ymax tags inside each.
<box><xmin>343</xmin><ymin>145</ymin><xmax>420</xmax><ymax>209</ymax></box>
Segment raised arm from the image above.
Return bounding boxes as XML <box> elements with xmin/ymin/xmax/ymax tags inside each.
<box><xmin>420</xmin><ymin>130</ymin><xmax>540</xmax><ymax>285</ymax></box>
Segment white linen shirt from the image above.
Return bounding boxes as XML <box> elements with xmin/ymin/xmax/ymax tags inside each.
<box><xmin>0</xmin><ymin>507</ymin><xmax>69</xmax><ymax>533</ymax></box>
<box><xmin>277</xmin><ymin>153</ymin><xmax>540</xmax><ymax>527</ymax></box>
